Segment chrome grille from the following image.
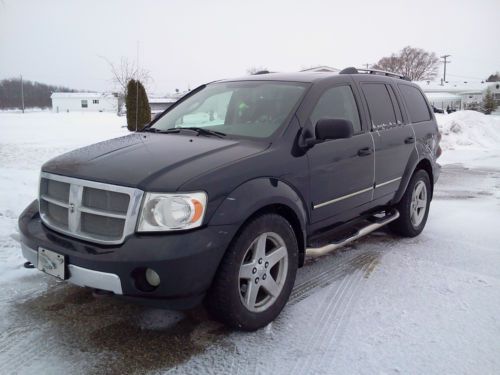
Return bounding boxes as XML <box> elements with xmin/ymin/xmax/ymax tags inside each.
<box><xmin>39</xmin><ymin>172</ymin><xmax>144</xmax><ymax>244</ymax></box>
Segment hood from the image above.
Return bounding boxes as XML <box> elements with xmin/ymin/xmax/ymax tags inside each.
<box><xmin>42</xmin><ymin>133</ymin><xmax>267</xmax><ymax>191</ymax></box>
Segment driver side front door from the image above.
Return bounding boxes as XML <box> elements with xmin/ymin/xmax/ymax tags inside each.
<box><xmin>307</xmin><ymin>84</ymin><xmax>375</xmax><ymax>225</ymax></box>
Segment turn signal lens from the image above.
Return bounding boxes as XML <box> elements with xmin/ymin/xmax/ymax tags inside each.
<box><xmin>191</xmin><ymin>199</ymin><xmax>203</xmax><ymax>223</ymax></box>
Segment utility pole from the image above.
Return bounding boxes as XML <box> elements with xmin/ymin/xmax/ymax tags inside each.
<box><xmin>20</xmin><ymin>74</ymin><xmax>25</xmax><ymax>113</ymax></box>
<box><xmin>363</xmin><ymin>63</ymin><xmax>370</xmax><ymax>69</ymax></box>
<box><xmin>135</xmin><ymin>41</ymin><xmax>139</xmax><ymax>132</ymax></box>
<box><xmin>440</xmin><ymin>55</ymin><xmax>451</xmax><ymax>83</ymax></box>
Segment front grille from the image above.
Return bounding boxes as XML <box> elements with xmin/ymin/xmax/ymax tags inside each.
<box><xmin>39</xmin><ymin>172</ymin><xmax>144</xmax><ymax>244</ymax></box>
<box><xmin>82</xmin><ymin>187</ymin><xmax>129</xmax><ymax>215</ymax></box>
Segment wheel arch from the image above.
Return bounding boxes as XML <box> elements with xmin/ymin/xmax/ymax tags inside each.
<box><xmin>392</xmin><ymin>156</ymin><xmax>434</xmax><ymax>205</ymax></box>
<box><xmin>209</xmin><ymin>177</ymin><xmax>308</xmax><ymax>267</ymax></box>
<box><xmin>238</xmin><ymin>203</ymin><xmax>306</xmax><ymax>267</ymax></box>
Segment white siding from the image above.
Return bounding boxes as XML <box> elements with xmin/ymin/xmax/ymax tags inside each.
<box><xmin>51</xmin><ymin>94</ymin><xmax>118</xmax><ymax>113</ymax></box>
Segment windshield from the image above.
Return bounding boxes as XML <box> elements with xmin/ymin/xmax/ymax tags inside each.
<box><xmin>150</xmin><ymin>81</ymin><xmax>307</xmax><ymax>139</ymax></box>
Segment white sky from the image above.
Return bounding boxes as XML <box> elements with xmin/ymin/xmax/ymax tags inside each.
<box><xmin>1</xmin><ymin>0</ymin><xmax>499</xmax><ymax>94</ymax></box>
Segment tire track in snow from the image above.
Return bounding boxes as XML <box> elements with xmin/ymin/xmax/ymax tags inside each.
<box><xmin>290</xmin><ymin>259</ymin><xmax>374</xmax><ymax>375</ymax></box>
<box><xmin>290</xmin><ymin>274</ymin><xmax>354</xmax><ymax>375</ymax></box>
<box><xmin>289</xmin><ymin>252</ymin><xmax>374</xmax><ymax>305</ymax></box>
<box><xmin>195</xmin><ymin>253</ymin><xmax>374</xmax><ymax>375</ymax></box>
<box><xmin>314</xmin><ymin>261</ymin><xmax>375</xmax><ymax>373</ymax></box>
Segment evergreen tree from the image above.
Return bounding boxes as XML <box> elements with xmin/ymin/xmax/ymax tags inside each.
<box><xmin>126</xmin><ymin>79</ymin><xmax>151</xmax><ymax>131</ymax></box>
<box><xmin>482</xmin><ymin>88</ymin><xmax>498</xmax><ymax>115</ymax></box>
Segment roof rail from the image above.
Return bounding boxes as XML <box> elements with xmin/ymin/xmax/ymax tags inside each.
<box><xmin>339</xmin><ymin>67</ymin><xmax>411</xmax><ymax>81</ymax></box>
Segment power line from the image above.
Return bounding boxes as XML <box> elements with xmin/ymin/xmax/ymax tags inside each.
<box><xmin>440</xmin><ymin>55</ymin><xmax>451</xmax><ymax>82</ymax></box>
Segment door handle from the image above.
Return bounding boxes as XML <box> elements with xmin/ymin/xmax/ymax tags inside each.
<box><xmin>357</xmin><ymin>147</ymin><xmax>373</xmax><ymax>157</ymax></box>
<box><xmin>405</xmin><ymin>136</ymin><xmax>415</xmax><ymax>144</ymax></box>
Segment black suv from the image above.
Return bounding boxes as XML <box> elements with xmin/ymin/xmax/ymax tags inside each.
<box><xmin>19</xmin><ymin>68</ymin><xmax>441</xmax><ymax>331</ymax></box>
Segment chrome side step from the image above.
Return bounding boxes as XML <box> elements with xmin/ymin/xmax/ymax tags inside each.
<box><xmin>305</xmin><ymin>210</ymin><xmax>400</xmax><ymax>257</ymax></box>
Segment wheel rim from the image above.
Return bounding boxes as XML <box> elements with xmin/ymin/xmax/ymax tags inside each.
<box><xmin>410</xmin><ymin>180</ymin><xmax>427</xmax><ymax>227</ymax></box>
<box><xmin>238</xmin><ymin>232</ymin><xmax>288</xmax><ymax>313</ymax></box>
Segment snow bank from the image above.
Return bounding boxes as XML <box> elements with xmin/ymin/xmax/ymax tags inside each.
<box><xmin>436</xmin><ymin>111</ymin><xmax>500</xmax><ymax>151</ymax></box>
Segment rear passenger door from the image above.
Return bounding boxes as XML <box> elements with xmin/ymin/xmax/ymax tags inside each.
<box><xmin>360</xmin><ymin>82</ymin><xmax>414</xmax><ymax>200</ymax></box>
<box><xmin>307</xmin><ymin>84</ymin><xmax>374</xmax><ymax>224</ymax></box>
<box><xmin>397</xmin><ymin>84</ymin><xmax>438</xmax><ymax>165</ymax></box>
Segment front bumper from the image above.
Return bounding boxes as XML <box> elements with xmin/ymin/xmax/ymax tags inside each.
<box><xmin>22</xmin><ymin>243</ymin><xmax>123</xmax><ymax>294</ymax></box>
<box><xmin>19</xmin><ymin>200</ymin><xmax>238</xmax><ymax>309</ymax></box>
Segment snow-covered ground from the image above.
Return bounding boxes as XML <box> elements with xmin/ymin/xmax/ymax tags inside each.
<box><xmin>0</xmin><ymin>111</ymin><xmax>499</xmax><ymax>374</ymax></box>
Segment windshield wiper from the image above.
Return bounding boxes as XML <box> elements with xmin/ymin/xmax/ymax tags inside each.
<box><xmin>143</xmin><ymin>127</ymin><xmax>226</xmax><ymax>138</ymax></box>
<box><xmin>142</xmin><ymin>127</ymin><xmax>179</xmax><ymax>134</ymax></box>
<box><xmin>173</xmin><ymin>127</ymin><xmax>226</xmax><ymax>138</ymax></box>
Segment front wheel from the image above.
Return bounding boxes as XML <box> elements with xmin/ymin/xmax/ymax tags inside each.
<box><xmin>390</xmin><ymin>169</ymin><xmax>431</xmax><ymax>237</ymax></box>
<box><xmin>205</xmin><ymin>214</ymin><xmax>298</xmax><ymax>331</ymax></box>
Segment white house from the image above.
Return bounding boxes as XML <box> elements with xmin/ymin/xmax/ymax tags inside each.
<box><xmin>149</xmin><ymin>97</ymin><xmax>177</xmax><ymax>115</ymax></box>
<box><xmin>417</xmin><ymin>81</ymin><xmax>500</xmax><ymax>110</ymax></box>
<box><xmin>51</xmin><ymin>92</ymin><xmax>119</xmax><ymax>113</ymax></box>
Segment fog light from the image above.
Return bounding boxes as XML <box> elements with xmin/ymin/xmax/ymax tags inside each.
<box><xmin>145</xmin><ymin>268</ymin><xmax>161</xmax><ymax>287</ymax></box>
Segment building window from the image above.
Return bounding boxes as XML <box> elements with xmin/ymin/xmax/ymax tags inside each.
<box><xmin>81</xmin><ymin>100</ymin><xmax>88</xmax><ymax>108</ymax></box>
<box><xmin>93</xmin><ymin>99</ymin><xmax>99</xmax><ymax>104</ymax></box>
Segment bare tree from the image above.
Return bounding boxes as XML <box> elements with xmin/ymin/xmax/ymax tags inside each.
<box><xmin>101</xmin><ymin>56</ymin><xmax>152</xmax><ymax>96</ymax></box>
<box><xmin>247</xmin><ymin>66</ymin><xmax>269</xmax><ymax>75</ymax></box>
<box><xmin>372</xmin><ymin>46</ymin><xmax>439</xmax><ymax>81</ymax></box>
<box><xmin>486</xmin><ymin>72</ymin><xmax>500</xmax><ymax>82</ymax></box>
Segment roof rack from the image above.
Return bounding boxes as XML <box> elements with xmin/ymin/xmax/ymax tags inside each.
<box><xmin>339</xmin><ymin>67</ymin><xmax>411</xmax><ymax>81</ymax></box>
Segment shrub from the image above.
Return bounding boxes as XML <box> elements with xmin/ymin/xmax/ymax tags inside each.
<box><xmin>482</xmin><ymin>88</ymin><xmax>498</xmax><ymax>115</ymax></box>
<box><xmin>126</xmin><ymin>79</ymin><xmax>151</xmax><ymax>131</ymax></box>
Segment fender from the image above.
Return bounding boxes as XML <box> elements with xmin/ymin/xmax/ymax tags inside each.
<box><xmin>391</xmin><ymin>149</ymin><xmax>434</xmax><ymax>204</ymax></box>
<box><xmin>209</xmin><ymin>177</ymin><xmax>308</xmax><ymax>256</ymax></box>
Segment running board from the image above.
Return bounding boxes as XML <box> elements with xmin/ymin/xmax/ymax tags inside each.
<box><xmin>305</xmin><ymin>210</ymin><xmax>400</xmax><ymax>257</ymax></box>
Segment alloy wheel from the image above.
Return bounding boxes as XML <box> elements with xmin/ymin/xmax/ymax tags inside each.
<box><xmin>410</xmin><ymin>180</ymin><xmax>427</xmax><ymax>227</ymax></box>
<box><xmin>238</xmin><ymin>232</ymin><xmax>288</xmax><ymax>313</ymax></box>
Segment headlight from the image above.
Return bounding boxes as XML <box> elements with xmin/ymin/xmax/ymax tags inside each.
<box><xmin>137</xmin><ymin>192</ymin><xmax>207</xmax><ymax>232</ymax></box>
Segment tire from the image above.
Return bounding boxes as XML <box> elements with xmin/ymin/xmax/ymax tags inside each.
<box><xmin>390</xmin><ymin>169</ymin><xmax>431</xmax><ymax>237</ymax></box>
<box><xmin>205</xmin><ymin>214</ymin><xmax>298</xmax><ymax>331</ymax></box>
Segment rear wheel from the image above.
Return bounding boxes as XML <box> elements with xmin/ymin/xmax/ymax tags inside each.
<box><xmin>205</xmin><ymin>214</ymin><xmax>298</xmax><ymax>331</ymax></box>
<box><xmin>390</xmin><ymin>169</ymin><xmax>431</xmax><ymax>237</ymax></box>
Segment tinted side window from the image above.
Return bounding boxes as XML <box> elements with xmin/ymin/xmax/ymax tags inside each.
<box><xmin>387</xmin><ymin>85</ymin><xmax>403</xmax><ymax>125</ymax></box>
<box><xmin>361</xmin><ymin>83</ymin><xmax>397</xmax><ymax>128</ymax></box>
<box><xmin>310</xmin><ymin>85</ymin><xmax>361</xmax><ymax>133</ymax></box>
<box><xmin>398</xmin><ymin>84</ymin><xmax>431</xmax><ymax>123</ymax></box>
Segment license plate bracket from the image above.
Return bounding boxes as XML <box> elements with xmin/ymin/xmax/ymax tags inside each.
<box><xmin>38</xmin><ymin>247</ymin><xmax>66</xmax><ymax>280</ymax></box>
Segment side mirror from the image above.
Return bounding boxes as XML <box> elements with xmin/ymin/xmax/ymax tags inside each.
<box><xmin>315</xmin><ymin>118</ymin><xmax>354</xmax><ymax>141</ymax></box>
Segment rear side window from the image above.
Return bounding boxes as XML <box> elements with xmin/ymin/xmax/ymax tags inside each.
<box><xmin>387</xmin><ymin>85</ymin><xmax>403</xmax><ymax>124</ymax></box>
<box><xmin>310</xmin><ymin>85</ymin><xmax>361</xmax><ymax>133</ymax></box>
<box><xmin>398</xmin><ymin>84</ymin><xmax>431</xmax><ymax>123</ymax></box>
<box><xmin>361</xmin><ymin>83</ymin><xmax>397</xmax><ymax>128</ymax></box>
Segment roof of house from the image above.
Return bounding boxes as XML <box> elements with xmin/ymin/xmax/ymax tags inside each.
<box><xmin>149</xmin><ymin>97</ymin><xmax>177</xmax><ymax>104</ymax></box>
<box><xmin>50</xmin><ymin>92</ymin><xmax>116</xmax><ymax>99</ymax></box>
<box><xmin>425</xmin><ymin>92</ymin><xmax>462</xmax><ymax>100</ymax></box>
<box><xmin>417</xmin><ymin>81</ymin><xmax>500</xmax><ymax>94</ymax></box>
